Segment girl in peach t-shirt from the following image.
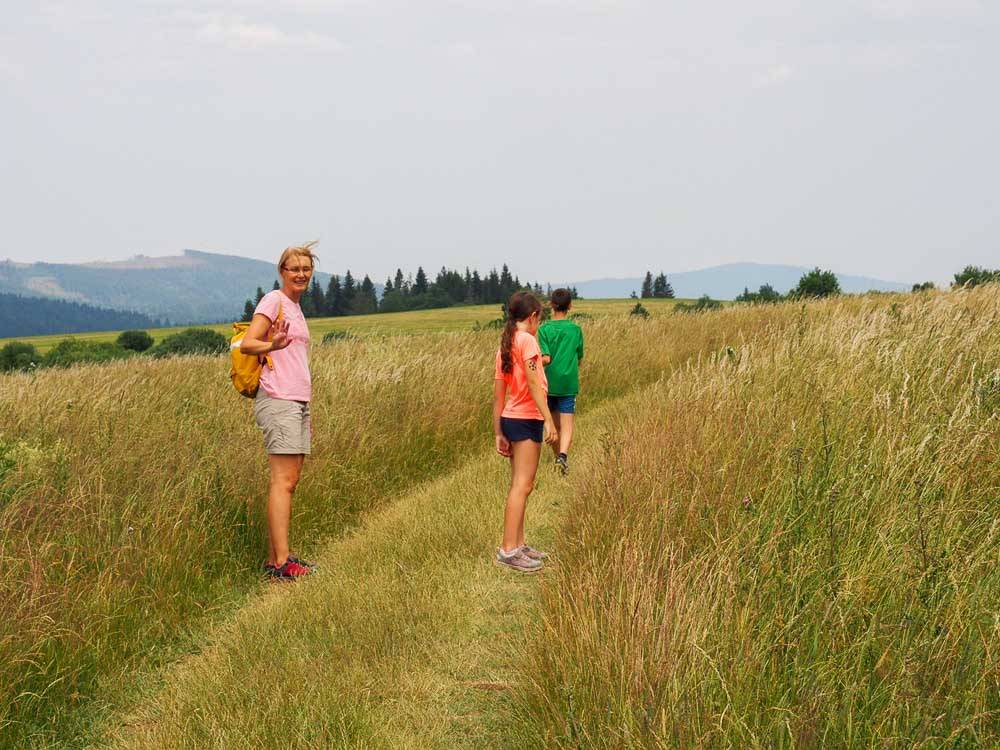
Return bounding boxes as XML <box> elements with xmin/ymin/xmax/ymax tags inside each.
<box><xmin>492</xmin><ymin>291</ymin><xmax>559</xmax><ymax>573</ymax></box>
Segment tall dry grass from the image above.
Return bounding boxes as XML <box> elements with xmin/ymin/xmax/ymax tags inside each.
<box><xmin>0</xmin><ymin>308</ymin><xmax>784</xmax><ymax>749</ymax></box>
<box><xmin>504</xmin><ymin>287</ymin><xmax>1000</xmax><ymax>747</ymax></box>
<box><xmin>91</xmin><ymin>303</ymin><xmax>819</xmax><ymax>750</ymax></box>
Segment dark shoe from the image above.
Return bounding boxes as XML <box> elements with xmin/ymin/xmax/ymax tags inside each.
<box><xmin>555</xmin><ymin>454</ymin><xmax>569</xmax><ymax>476</ymax></box>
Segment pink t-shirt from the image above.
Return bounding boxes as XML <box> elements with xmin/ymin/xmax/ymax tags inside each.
<box><xmin>494</xmin><ymin>329</ymin><xmax>548</xmax><ymax>420</ymax></box>
<box><xmin>254</xmin><ymin>290</ymin><xmax>311</xmax><ymax>402</ymax></box>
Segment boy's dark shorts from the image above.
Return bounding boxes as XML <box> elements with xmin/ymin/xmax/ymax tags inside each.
<box><xmin>500</xmin><ymin>416</ymin><xmax>544</xmax><ymax>443</ymax></box>
<box><xmin>547</xmin><ymin>394</ymin><xmax>576</xmax><ymax>414</ymax></box>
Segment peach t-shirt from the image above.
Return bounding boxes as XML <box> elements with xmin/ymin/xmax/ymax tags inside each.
<box><xmin>494</xmin><ymin>330</ymin><xmax>548</xmax><ymax>420</ymax></box>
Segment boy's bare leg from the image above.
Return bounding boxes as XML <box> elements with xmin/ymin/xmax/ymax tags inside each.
<box><xmin>558</xmin><ymin>413</ymin><xmax>574</xmax><ymax>456</ymax></box>
<box><xmin>550</xmin><ymin>412</ymin><xmax>562</xmax><ymax>459</ymax></box>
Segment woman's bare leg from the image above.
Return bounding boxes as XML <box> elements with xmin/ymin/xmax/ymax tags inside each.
<box><xmin>267</xmin><ymin>454</ymin><xmax>303</xmax><ymax>566</ymax></box>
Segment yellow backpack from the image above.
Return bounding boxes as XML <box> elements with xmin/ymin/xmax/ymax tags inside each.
<box><xmin>230</xmin><ymin>300</ymin><xmax>282</xmax><ymax>398</ymax></box>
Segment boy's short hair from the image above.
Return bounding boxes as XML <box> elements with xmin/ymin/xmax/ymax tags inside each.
<box><xmin>551</xmin><ymin>288</ymin><xmax>572</xmax><ymax>312</ymax></box>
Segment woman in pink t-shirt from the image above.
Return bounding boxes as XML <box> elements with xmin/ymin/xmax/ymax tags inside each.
<box><xmin>493</xmin><ymin>291</ymin><xmax>559</xmax><ymax>573</ymax></box>
<box><xmin>239</xmin><ymin>242</ymin><xmax>317</xmax><ymax>581</ymax></box>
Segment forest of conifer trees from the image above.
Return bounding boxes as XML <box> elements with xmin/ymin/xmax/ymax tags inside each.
<box><xmin>241</xmin><ymin>264</ymin><xmax>578</xmax><ymax>320</ymax></box>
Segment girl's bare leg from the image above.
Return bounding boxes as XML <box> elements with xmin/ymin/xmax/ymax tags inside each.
<box><xmin>502</xmin><ymin>439</ymin><xmax>541</xmax><ymax>552</ymax></box>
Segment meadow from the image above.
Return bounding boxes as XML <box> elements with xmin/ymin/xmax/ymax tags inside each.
<box><xmin>0</xmin><ymin>298</ymin><xmax>684</xmax><ymax>354</ymax></box>
<box><xmin>0</xmin><ymin>289</ymin><xmax>996</xmax><ymax>748</ymax></box>
<box><xmin>0</xmin><ymin>297</ymin><xmax>741</xmax><ymax>749</ymax></box>
<box><xmin>505</xmin><ymin>289</ymin><xmax>999</xmax><ymax>747</ymax></box>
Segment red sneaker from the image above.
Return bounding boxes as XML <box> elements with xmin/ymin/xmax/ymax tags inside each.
<box><xmin>265</xmin><ymin>559</ymin><xmax>313</xmax><ymax>581</ymax></box>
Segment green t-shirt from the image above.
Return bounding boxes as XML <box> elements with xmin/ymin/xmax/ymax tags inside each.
<box><xmin>538</xmin><ymin>318</ymin><xmax>584</xmax><ymax>396</ymax></box>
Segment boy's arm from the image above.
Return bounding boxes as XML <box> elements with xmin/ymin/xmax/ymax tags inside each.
<box><xmin>524</xmin><ymin>356</ymin><xmax>558</xmax><ymax>446</ymax></box>
<box><xmin>576</xmin><ymin>329</ymin><xmax>584</xmax><ymax>391</ymax></box>
<box><xmin>538</xmin><ymin>327</ymin><xmax>552</xmax><ymax>366</ymax></box>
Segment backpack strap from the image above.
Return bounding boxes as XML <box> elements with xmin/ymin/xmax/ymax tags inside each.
<box><xmin>262</xmin><ymin>295</ymin><xmax>284</xmax><ymax>370</ymax></box>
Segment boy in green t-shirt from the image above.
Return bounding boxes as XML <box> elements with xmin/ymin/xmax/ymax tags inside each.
<box><xmin>538</xmin><ymin>288</ymin><xmax>584</xmax><ymax>475</ymax></box>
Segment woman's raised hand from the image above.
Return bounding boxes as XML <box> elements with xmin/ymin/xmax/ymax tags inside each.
<box><xmin>269</xmin><ymin>318</ymin><xmax>291</xmax><ymax>350</ymax></box>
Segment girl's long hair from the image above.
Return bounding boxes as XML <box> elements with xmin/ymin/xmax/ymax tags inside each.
<box><xmin>500</xmin><ymin>291</ymin><xmax>542</xmax><ymax>374</ymax></box>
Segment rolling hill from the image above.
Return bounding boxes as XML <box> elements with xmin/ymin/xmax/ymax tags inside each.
<box><xmin>570</xmin><ymin>262</ymin><xmax>910</xmax><ymax>299</ymax></box>
<box><xmin>0</xmin><ymin>250</ymin><xmax>332</xmax><ymax>326</ymax></box>
<box><xmin>0</xmin><ymin>251</ymin><xmax>910</xmax><ymax>334</ymax></box>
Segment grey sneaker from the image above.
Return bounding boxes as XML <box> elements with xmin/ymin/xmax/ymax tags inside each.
<box><xmin>495</xmin><ymin>548</ymin><xmax>543</xmax><ymax>573</ymax></box>
<box><xmin>555</xmin><ymin>455</ymin><xmax>569</xmax><ymax>476</ymax></box>
<box><xmin>520</xmin><ymin>545</ymin><xmax>548</xmax><ymax>561</ymax></box>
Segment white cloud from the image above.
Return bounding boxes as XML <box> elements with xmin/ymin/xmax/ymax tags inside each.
<box><xmin>864</xmin><ymin>0</ymin><xmax>984</xmax><ymax>19</ymax></box>
<box><xmin>442</xmin><ymin>41</ymin><xmax>478</xmax><ymax>58</ymax></box>
<box><xmin>0</xmin><ymin>58</ymin><xmax>26</xmax><ymax>83</ymax></box>
<box><xmin>752</xmin><ymin>64</ymin><xmax>794</xmax><ymax>89</ymax></box>
<box><xmin>196</xmin><ymin>19</ymin><xmax>343</xmax><ymax>50</ymax></box>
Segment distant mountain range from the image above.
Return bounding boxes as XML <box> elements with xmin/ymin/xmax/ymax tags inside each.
<box><xmin>0</xmin><ymin>252</ymin><xmax>910</xmax><ymax>331</ymax></box>
<box><xmin>0</xmin><ymin>250</ymin><xmax>332</xmax><ymax>325</ymax></box>
<box><xmin>568</xmin><ymin>263</ymin><xmax>910</xmax><ymax>300</ymax></box>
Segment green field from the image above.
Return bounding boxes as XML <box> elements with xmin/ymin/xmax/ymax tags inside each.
<box><xmin>2</xmin><ymin>287</ymin><xmax>996</xmax><ymax>748</ymax></box>
<box><xmin>1</xmin><ymin>298</ymin><xmax>686</xmax><ymax>354</ymax></box>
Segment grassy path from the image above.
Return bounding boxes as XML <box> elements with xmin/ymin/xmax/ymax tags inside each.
<box><xmin>96</xmin><ymin>400</ymin><xmax>614</xmax><ymax>748</ymax></box>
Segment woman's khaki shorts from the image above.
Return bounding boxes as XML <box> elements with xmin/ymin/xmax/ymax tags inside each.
<box><xmin>254</xmin><ymin>394</ymin><xmax>311</xmax><ymax>455</ymax></box>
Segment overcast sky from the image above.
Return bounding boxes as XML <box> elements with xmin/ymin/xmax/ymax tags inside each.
<box><xmin>2</xmin><ymin>1</ymin><xmax>997</xmax><ymax>284</ymax></box>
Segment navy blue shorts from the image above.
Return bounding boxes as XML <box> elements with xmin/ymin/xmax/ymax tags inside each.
<box><xmin>547</xmin><ymin>394</ymin><xmax>577</xmax><ymax>414</ymax></box>
<box><xmin>500</xmin><ymin>416</ymin><xmax>544</xmax><ymax>443</ymax></box>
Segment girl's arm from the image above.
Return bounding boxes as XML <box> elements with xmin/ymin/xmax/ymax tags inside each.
<box><xmin>493</xmin><ymin>378</ymin><xmax>511</xmax><ymax>457</ymax></box>
<box><xmin>240</xmin><ymin>313</ymin><xmax>290</xmax><ymax>355</ymax></box>
<box><xmin>524</xmin><ymin>356</ymin><xmax>558</xmax><ymax>445</ymax></box>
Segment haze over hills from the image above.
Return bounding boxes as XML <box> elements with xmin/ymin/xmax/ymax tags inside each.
<box><xmin>0</xmin><ymin>251</ymin><xmax>911</xmax><ymax>330</ymax></box>
<box><xmin>569</xmin><ymin>263</ymin><xmax>910</xmax><ymax>300</ymax></box>
<box><xmin>0</xmin><ymin>250</ymin><xmax>332</xmax><ymax>325</ymax></box>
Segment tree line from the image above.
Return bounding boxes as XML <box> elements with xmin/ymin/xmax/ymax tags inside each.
<box><xmin>0</xmin><ymin>292</ymin><xmax>160</xmax><ymax>339</ymax></box>
<box><xmin>242</xmin><ymin>264</ymin><xmax>578</xmax><ymax>320</ymax></box>
<box><xmin>637</xmin><ymin>271</ymin><xmax>676</xmax><ymax>299</ymax></box>
<box><xmin>736</xmin><ymin>265</ymin><xmax>1000</xmax><ymax>304</ymax></box>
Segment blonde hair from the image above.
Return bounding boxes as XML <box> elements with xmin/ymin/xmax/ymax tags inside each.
<box><xmin>277</xmin><ymin>241</ymin><xmax>319</xmax><ymax>274</ymax></box>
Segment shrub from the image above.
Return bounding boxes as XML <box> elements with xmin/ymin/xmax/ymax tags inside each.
<box><xmin>116</xmin><ymin>330</ymin><xmax>154</xmax><ymax>352</ymax></box>
<box><xmin>736</xmin><ymin>284</ymin><xmax>783</xmax><ymax>304</ymax></box>
<box><xmin>912</xmin><ymin>281</ymin><xmax>935</xmax><ymax>293</ymax></box>
<box><xmin>629</xmin><ymin>302</ymin><xmax>650</xmax><ymax>319</ymax></box>
<box><xmin>569</xmin><ymin>312</ymin><xmax>593</xmax><ymax>322</ymax></box>
<box><xmin>321</xmin><ymin>330</ymin><xmax>356</xmax><ymax>344</ymax></box>
<box><xmin>953</xmin><ymin>265</ymin><xmax>999</xmax><ymax>288</ymax></box>
<box><xmin>0</xmin><ymin>341</ymin><xmax>40</xmax><ymax>372</ymax></box>
<box><xmin>790</xmin><ymin>267</ymin><xmax>841</xmax><ymax>298</ymax></box>
<box><xmin>150</xmin><ymin>328</ymin><xmax>228</xmax><ymax>359</ymax></box>
<box><xmin>42</xmin><ymin>339</ymin><xmax>132</xmax><ymax>369</ymax></box>
<box><xmin>675</xmin><ymin>295</ymin><xmax>723</xmax><ymax>314</ymax></box>
<box><xmin>473</xmin><ymin>318</ymin><xmax>505</xmax><ymax>331</ymax></box>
